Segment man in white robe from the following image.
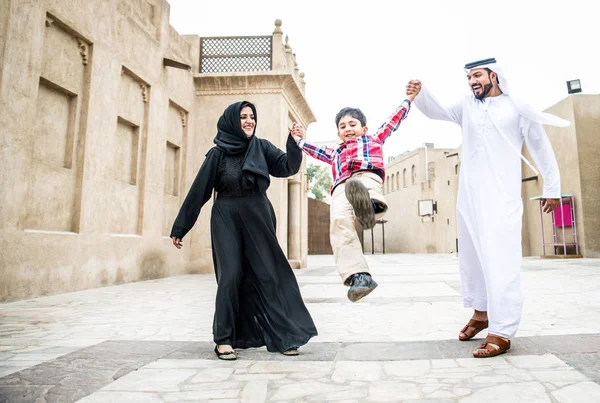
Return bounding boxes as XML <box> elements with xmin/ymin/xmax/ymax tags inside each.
<box><xmin>408</xmin><ymin>57</ymin><xmax>568</xmax><ymax>357</ymax></box>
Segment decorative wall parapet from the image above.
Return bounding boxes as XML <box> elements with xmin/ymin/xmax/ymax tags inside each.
<box><xmin>198</xmin><ymin>19</ymin><xmax>307</xmax><ymax>92</ymax></box>
<box><xmin>271</xmin><ymin>19</ymin><xmax>285</xmax><ymax>71</ymax></box>
<box><xmin>193</xmin><ymin>72</ymin><xmax>315</xmax><ymax>126</ymax></box>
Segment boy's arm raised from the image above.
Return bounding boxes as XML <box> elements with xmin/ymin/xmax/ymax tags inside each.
<box><xmin>374</xmin><ymin>80</ymin><xmax>424</xmax><ymax>143</ymax></box>
<box><xmin>374</xmin><ymin>99</ymin><xmax>412</xmax><ymax>144</ymax></box>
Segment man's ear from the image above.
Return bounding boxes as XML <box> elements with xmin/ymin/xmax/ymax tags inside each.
<box><xmin>491</xmin><ymin>72</ymin><xmax>498</xmax><ymax>84</ymax></box>
<box><xmin>363</xmin><ymin>126</ymin><xmax>369</xmax><ymax>134</ymax></box>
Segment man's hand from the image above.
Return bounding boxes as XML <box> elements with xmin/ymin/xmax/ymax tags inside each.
<box><xmin>172</xmin><ymin>237</ymin><xmax>183</xmax><ymax>249</ymax></box>
<box><xmin>406</xmin><ymin>80</ymin><xmax>422</xmax><ymax>102</ymax></box>
<box><xmin>291</xmin><ymin>122</ymin><xmax>304</xmax><ymax>143</ymax></box>
<box><xmin>541</xmin><ymin>198</ymin><xmax>560</xmax><ymax>213</ymax></box>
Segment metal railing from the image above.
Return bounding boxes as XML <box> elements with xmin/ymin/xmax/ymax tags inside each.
<box><xmin>199</xmin><ymin>36</ymin><xmax>272</xmax><ymax>73</ymax></box>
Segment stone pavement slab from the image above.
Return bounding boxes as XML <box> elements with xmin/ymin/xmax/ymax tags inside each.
<box><xmin>1</xmin><ymin>254</ymin><xmax>599</xmax><ymax>402</ymax></box>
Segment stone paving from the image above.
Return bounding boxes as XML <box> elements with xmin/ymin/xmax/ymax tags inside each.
<box><xmin>1</xmin><ymin>254</ymin><xmax>600</xmax><ymax>402</ymax></box>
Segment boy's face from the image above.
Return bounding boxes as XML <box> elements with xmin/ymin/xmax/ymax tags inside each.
<box><xmin>337</xmin><ymin>115</ymin><xmax>368</xmax><ymax>142</ymax></box>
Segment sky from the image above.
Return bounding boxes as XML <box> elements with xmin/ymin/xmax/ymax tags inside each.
<box><xmin>168</xmin><ymin>0</ymin><xmax>599</xmax><ymax>161</ymax></box>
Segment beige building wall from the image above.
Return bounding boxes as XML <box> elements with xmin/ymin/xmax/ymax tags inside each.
<box><xmin>365</xmin><ymin>146</ymin><xmax>460</xmax><ymax>254</ymax></box>
<box><xmin>522</xmin><ymin>94</ymin><xmax>600</xmax><ymax>258</ymax></box>
<box><xmin>0</xmin><ymin>1</ymin><xmax>314</xmax><ymax>301</ymax></box>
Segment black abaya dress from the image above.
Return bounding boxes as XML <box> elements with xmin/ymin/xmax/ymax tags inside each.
<box><xmin>171</xmin><ymin>134</ymin><xmax>317</xmax><ymax>352</ymax></box>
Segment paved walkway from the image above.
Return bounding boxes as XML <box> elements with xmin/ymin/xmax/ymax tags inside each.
<box><xmin>1</xmin><ymin>254</ymin><xmax>599</xmax><ymax>402</ymax></box>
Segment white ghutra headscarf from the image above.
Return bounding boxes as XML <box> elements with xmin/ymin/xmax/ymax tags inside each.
<box><xmin>464</xmin><ymin>57</ymin><xmax>571</xmax><ymax>127</ymax></box>
<box><xmin>464</xmin><ymin>58</ymin><xmax>571</xmax><ymax>175</ymax></box>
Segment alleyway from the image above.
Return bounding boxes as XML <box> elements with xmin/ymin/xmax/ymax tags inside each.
<box><xmin>1</xmin><ymin>254</ymin><xmax>599</xmax><ymax>402</ymax></box>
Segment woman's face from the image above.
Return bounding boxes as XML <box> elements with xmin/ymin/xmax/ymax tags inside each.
<box><xmin>240</xmin><ymin>106</ymin><xmax>255</xmax><ymax>138</ymax></box>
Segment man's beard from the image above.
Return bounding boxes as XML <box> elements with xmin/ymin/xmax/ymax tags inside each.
<box><xmin>473</xmin><ymin>82</ymin><xmax>493</xmax><ymax>100</ymax></box>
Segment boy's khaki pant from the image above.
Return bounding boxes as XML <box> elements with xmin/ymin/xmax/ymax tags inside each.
<box><xmin>330</xmin><ymin>171</ymin><xmax>387</xmax><ymax>285</ymax></box>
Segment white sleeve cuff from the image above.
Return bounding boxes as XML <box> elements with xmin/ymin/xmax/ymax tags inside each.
<box><xmin>542</xmin><ymin>187</ymin><xmax>561</xmax><ymax>199</ymax></box>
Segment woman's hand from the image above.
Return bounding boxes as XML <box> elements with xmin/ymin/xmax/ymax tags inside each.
<box><xmin>172</xmin><ymin>237</ymin><xmax>183</xmax><ymax>249</ymax></box>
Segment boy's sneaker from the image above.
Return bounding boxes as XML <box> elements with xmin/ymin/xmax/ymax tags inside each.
<box><xmin>372</xmin><ymin>199</ymin><xmax>388</xmax><ymax>215</ymax></box>
<box><xmin>345</xmin><ymin>179</ymin><xmax>376</xmax><ymax>229</ymax></box>
<box><xmin>347</xmin><ymin>272</ymin><xmax>378</xmax><ymax>302</ymax></box>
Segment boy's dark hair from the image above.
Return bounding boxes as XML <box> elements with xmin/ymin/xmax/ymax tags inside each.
<box><xmin>335</xmin><ymin>107</ymin><xmax>367</xmax><ymax>128</ymax></box>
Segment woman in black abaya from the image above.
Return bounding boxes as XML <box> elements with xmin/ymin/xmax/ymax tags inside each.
<box><xmin>170</xmin><ymin>101</ymin><xmax>317</xmax><ymax>360</ymax></box>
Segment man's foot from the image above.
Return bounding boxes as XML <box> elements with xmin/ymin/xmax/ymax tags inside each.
<box><xmin>473</xmin><ymin>334</ymin><xmax>510</xmax><ymax>358</ymax></box>
<box><xmin>458</xmin><ymin>319</ymin><xmax>489</xmax><ymax>341</ymax></box>
<box><xmin>214</xmin><ymin>345</ymin><xmax>237</xmax><ymax>360</ymax></box>
<box><xmin>459</xmin><ymin>310</ymin><xmax>488</xmax><ymax>341</ymax></box>
<box><xmin>345</xmin><ymin>179</ymin><xmax>376</xmax><ymax>229</ymax></box>
<box><xmin>347</xmin><ymin>272</ymin><xmax>378</xmax><ymax>302</ymax></box>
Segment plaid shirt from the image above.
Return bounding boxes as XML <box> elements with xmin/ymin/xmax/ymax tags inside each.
<box><xmin>298</xmin><ymin>99</ymin><xmax>411</xmax><ymax>193</ymax></box>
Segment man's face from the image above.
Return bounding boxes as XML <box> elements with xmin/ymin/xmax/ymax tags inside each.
<box><xmin>467</xmin><ymin>68</ymin><xmax>494</xmax><ymax>100</ymax></box>
<box><xmin>337</xmin><ymin>115</ymin><xmax>367</xmax><ymax>142</ymax></box>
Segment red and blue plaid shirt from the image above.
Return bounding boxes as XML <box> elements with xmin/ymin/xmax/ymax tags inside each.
<box><xmin>298</xmin><ymin>100</ymin><xmax>411</xmax><ymax>193</ymax></box>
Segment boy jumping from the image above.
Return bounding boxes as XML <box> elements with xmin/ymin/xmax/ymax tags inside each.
<box><xmin>291</xmin><ymin>87</ymin><xmax>419</xmax><ymax>301</ymax></box>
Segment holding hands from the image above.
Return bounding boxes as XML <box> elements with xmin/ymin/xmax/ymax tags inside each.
<box><xmin>406</xmin><ymin>80</ymin><xmax>422</xmax><ymax>102</ymax></box>
<box><xmin>291</xmin><ymin>122</ymin><xmax>305</xmax><ymax>143</ymax></box>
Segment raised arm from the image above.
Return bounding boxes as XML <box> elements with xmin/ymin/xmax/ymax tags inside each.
<box><xmin>374</xmin><ymin>99</ymin><xmax>412</xmax><ymax>143</ymax></box>
<box><xmin>297</xmin><ymin>139</ymin><xmax>336</xmax><ymax>165</ymax></box>
<box><xmin>170</xmin><ymin>148</ymin><xmax>221</xmax><ymax>243</ymax></box>
<box><xmin>261</xmin><ymin>134</ymin><xmax>303</xmax><ymax>178</ymax></box>
<box><xmin>411</xmin><ymin>80</ymin><xmax>463</xmax><ymax>125</ymax></box>
<box><xmin>291</xmin><ymin>123</ymin><xmax>335</xmax><ymax>165</ymax></box>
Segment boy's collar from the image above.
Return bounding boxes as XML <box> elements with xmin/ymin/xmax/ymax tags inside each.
<box><xmin>337</xmin><ymin>135</ymin><xmax>365</xmax><ymax>146</ymax></box>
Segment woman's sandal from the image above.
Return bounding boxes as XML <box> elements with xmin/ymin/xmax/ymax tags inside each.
<box><xmin>281</xmin><ymin>347</ymin><xmax>299</xmax><ymax>356</ymax></box>
<box><xmin>473</xmin><ymin>335</ymin><xmax>510</xmax><ymax>358</ymax></box>
<box><xmin>458</xmin><ymin>319</ymin><xmax>489</xmax><ymax>341</ymax></box>
<box><xmin>214</xmin><ymin>345</ymin><xmax>237</xmax><ymax>360</ymax></box>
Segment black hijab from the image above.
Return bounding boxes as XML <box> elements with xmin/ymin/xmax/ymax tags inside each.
<box><xmin>213</xmin><ymin>101</ymin><xmax>270</xmax><ymax>191</ymax></box>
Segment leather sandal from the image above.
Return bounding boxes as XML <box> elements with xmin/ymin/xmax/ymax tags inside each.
<box><xmin>458</xmin><ymin>319</ymin><xmax>489</xmax><ymax>341</ymax></box>
<box><xmin>473</xmin><ymin>335</ymin><xmax>510</xmax><ymax>358</ymax></box>
<box><xmin>281</xmin><ymin>347</ymin><xmax>299</xmax><ymax>356</ymax></box>
<box><xmin>214</xmin><ymin>345</ymin><xmax>237</xmax><ymax>360</ymax></box>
